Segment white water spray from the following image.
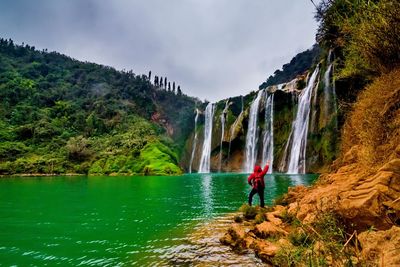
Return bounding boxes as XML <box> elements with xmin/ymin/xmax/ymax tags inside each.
<box><xmin>199</xmin><ymin>103</ymin><xmax>215</xmax><ymax>173</ymax></box>
<box><xmin>324</xmin><ymin>50</ymin><xmax>338</xmax><ymax>130</ymax></box>
<box><xmin>262</xmin><ymin>93</ymin><xmax>274</xmax><ymax>173</ymax></box>
<box><xmin>244</xmin><ymin>90</ymin><xmax>264</xmax><ymax>173</ymax></box>
<box><xmin>189</xmin><ymin>109</ymin><xmax>200</xmax><ymax>173</ymax></box>
<box><xmin>286</xmin><ymin>67</ymin><xmax>320</xmax><ymax>174</ymax></box>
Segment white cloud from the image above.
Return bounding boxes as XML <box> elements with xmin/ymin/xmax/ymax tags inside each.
<box><xmin>0</xmin><ymin>0</ymin><xmax>319</xmax><ymax>102</ymax></box>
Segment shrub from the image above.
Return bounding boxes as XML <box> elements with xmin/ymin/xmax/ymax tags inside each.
<box><xmin>273</xmin><ymin>194</ymin><xmax>289</xmax><ymax>206</ymax></box>
<box><xmin>288</xmin><ymin>229</ymin><xmax>313</xmax><ymax>247</ymax></box>
<box><xmin>239</xmin><ymin>204</ymin><xmax>257</xmax><ymax>220</ymax></box>
<box><xmin>254</xmin><ymin>213</ymin><xmax>266</xmax><ymax>224</ymax></box>
<box><xmin>233</xmin><ymin>215</ymin><xmax>243</xmax><ymax>223</ymax></box>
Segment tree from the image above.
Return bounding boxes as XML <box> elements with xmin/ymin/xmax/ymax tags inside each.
<box><xmin>160</xmin><ymin>76</ymin><xmax>163</xmax><ymax>88</ymax></box>
<box><xmin>148</xmin><ymin>70</ymin><xmax>152</xmax><ymax>82</ymax></box>
<box><xmin>168</xmin><ymin>82</ymin><xmax>171</xmax><ymax>91</ymax></box>
<box><xmin>315</xmin><ymin>0</ymin><xmax>400</xmax><ymax>77</ymax></box>
<box><xmin>154</xmin><ymin>76</ymin><xmax>159</xmax><ymax>87</ymax></box>
<box><xmin>177</xmin><ymin>86</ymin><xmax>182</xmax><ymax>96</ymax></box>
<box><xmin>173</xmin><ymin>82</ymin><xmax>176</xmax><ymax>92</ymax></box>
<box><xmin>164</xmin><ymin>77</ymin><xmax>167</xmax><ymax>90</ymax></box>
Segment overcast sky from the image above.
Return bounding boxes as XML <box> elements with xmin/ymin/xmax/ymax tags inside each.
<box><xmin>0</xmin><ymin>0</ymin><xmax>319</xmax><ymax>102</ymax></box>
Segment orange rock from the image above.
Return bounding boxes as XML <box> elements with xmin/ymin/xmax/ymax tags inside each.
<box><xmin>266</xmin><ymin>213</ymin><xmax>283</xmax><ymax>226</ymax></box>
<box><xmin>358</xmin><ymin>226</ymin><xmax>400</xmax><ymax>267</ymax></box>
<box><xmin>254</xmin><ymin>221</ymin><xmax>288</xmax><ymax>239</ymax></box>
<box><xmin>251</xmin><ymin>239</ymin><xmax>279</xmax><ymax>263</ymax></box>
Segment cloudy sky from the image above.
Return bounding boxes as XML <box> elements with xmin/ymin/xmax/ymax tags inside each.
<box><xmin>0</xmin><ymin>0</ymin><xmax>319</xmax><ymax>102</ymax></box>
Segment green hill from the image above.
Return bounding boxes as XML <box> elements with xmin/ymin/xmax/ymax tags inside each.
<box><xmin>0</xmin><ymin>38</ymin><xmax>197</xmax><ymax>175</ymax></box>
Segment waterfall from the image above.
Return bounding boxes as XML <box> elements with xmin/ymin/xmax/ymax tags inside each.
<box><xmin>323</xmin><ymin>64</ymin><xmax>333</xmax><ymax>118</ymax></box>
<box><xmin>199</xmin><ymin>103</ymin><xmax>215</xmax><ymax>173</ymax></box>
<box><xmin>218</xmin><ymin>100</ymin><xmax>230</xmax><ymax>171</ymax></box>
<box><xmin>324</xmin><ymin>50</ymin><xmax>338</xmax><ymax>130</ymax></box>
<box><xmin>189</xmin><ymin>109</ymin><xmax>200</xmax><ymax>173</ymax></box>
<box><xmin>310</xmin><ymin>75</ymin><xmax>320</xmax><ymax>133</ymax></box>
<box><xmin>332</xmin><ymin>64</ymin><xmax>338</xmax><ymax>131</ymax></box>
<box><xmin>244</xmin><ymin>90</ymin><xmax>264</xmax><ymax>173</ymax></box>
<box><xmin>262</xmin><ymin>93</ymin><xmax>274</xmax><ymax>173</ymax></box>
<box><xmin>286</xmin><ymin>67</ymin><xmax>320</xmax><ymax>174</ymax></box>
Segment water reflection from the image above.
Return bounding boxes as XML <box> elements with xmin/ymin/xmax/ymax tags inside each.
<box><xmin>201</xmin><ymin>174</ymin><xmax>213</xmax><ymax>218</ymax></box>
<box><xmin>289</xmin><ymin>174</ymin><xmax>305</xmax><ymax>186</ymax></box>
<box><xmin>0</xmin><ymin>173</ymin><xmax>318</xmax><ymax>266</ymax></box>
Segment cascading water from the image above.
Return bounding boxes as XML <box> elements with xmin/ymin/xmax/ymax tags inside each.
<box><xmin>286</xmin><ymin>67</ymin><xmax>320</xmax><ymax>174</ymax></box>
<box><xmin>189</xmin><ymin>109</ymin><xmax>200</xmax><ymax>173</ymax></box>
<box><xmin>218</xmin><ymin>100</ymin><xmax>230</xmax><ymax>171</ymax></box>
<box><xmin>310</xmin><ymin>75</ymin><xmax>320</xmax><ymax>133</ymax></box>
<box><xmin>331</xmin><ymin>64</ymin><xmax>338</xmax><ymax>131</ymax></box>
<box><xmin>323</xmin><ymin>64</ymin><xmax>333</xmax><ymax>118</ymax></box>
<box><xmin>324</xmin><ymin>50</ymin><xmax>338</xmax><ymax>130</ymax></box>
<box><xmin>244</xmin><ymin>90</ymin><xmax>264</xmax><ymax>173</ymax></box>
<box><xmin>199</xmin><ymin>103</ymin><xmax>215</xmax><ymax>173</ymax></box>
<box><xmin>262</xmin><ymin>93</ymin><xmax>274</xmax><ymax>173</ymax></box>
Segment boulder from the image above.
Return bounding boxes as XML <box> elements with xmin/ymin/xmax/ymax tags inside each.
<box><xmin>251</xmin><ymin>240</ymin><xmax>279</xmax><ymax>263</ymax></box>
<box><xmin>269</xmin><ymin>205</ymin><xmax>286</xmax><ymax>218</ymax></box>
<box><xmin>337</xmin><ymin>170</ymin><xmax>400</xmax><ymax>230</ymax></box>
<box><xmin>220</xmin><ymin>224</ymin><xmax>255</xmax><ymax>252</ymax></box>
<box><xmin>358</xmin><ymin>226</ymin><xmax>400</xmax><ymax>267</ymax></box>
<box><xmin>254</xmin><ymin>221</ymin><xmax>288</xmax><ymax>239</ymax></box>
<box><xmin>266</xmin><ymin>213</ymin><xmax>283</xmax><ymax>226</ymax></box>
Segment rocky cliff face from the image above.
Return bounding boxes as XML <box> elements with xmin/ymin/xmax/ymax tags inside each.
<box><xmin>182</xmin><ymin>61</ymin><xmax>339</xmax><ymax>174</ymax></box>
<box><xmin>221</xmin><ymin>68</ymin><xmax>400</xmax><ymax>266</ymax></box>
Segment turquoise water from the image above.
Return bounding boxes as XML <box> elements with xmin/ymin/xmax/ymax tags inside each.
<box><xmin>0</xmin><ymin>173</ymin><xmax>317</xmax><ymax>266</ymax></box>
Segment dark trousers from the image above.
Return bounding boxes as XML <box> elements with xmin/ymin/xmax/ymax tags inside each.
<box><xmin>248</xmin><ymin>187</ymin><xmax>265</xmax><ymax>207</ymax></box>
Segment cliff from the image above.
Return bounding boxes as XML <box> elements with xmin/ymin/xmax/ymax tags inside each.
<box><xmin>220</xmin><ymin>0</ymin><xmax>400</xmax><ymax>264</ymax></box>
<box><xmin>182</xmin><ymin>62</ymin><xmax>339</xmax><ymax>173</ymax></box>
<box><xmin>220</xmin><ymin>67</ymin><xmax>400</xmax><ymax>266</ymax></box>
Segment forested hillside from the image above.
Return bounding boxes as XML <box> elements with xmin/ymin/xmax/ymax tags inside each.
<box><xmin>259</xmin><ymin>44</ymin><xmax>320</xmax><ymax>89</ymax></box>
<box><xmin>0</xmin><ymin>39</ymin><xmax>197</xmax><ymax>175</ymax></box>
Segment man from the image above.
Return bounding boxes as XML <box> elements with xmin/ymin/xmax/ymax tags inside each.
<box><xmin>247</xmin><ymin>161</ymin><xmax>270</xmax><ymax>208</ymax></box>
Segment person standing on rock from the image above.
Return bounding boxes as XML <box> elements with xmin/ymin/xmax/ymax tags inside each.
<box><xmin>247</xmin><ymin>161</ymin><xmax>270</xmax><ymax>208</ymax></box>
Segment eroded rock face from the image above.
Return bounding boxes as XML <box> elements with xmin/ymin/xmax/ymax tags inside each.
<box><xmin>287</xmin><ymin>164</ymin><xmax>400</xmax><ymax>231</ymax></box>
<box><xmin>358</xmin><ymin>226</ymin><xmax>400</xmax><ymax>266</ymax></box>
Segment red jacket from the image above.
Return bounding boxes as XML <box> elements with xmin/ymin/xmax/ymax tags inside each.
<box><xmin>248</xmin><ymin>164</ymin><xmax>269</xmax><ymax>189</ymax></box>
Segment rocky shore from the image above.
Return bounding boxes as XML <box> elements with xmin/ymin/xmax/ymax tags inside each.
<box><xmin>220</xmin><ymin>158</ymin><xmax>400</xmax><ymax>266</ymax></box>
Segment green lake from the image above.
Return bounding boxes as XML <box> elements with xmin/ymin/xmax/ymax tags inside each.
<box><xmin>0</xmin><ymin>173</ymin><xmax>317</xmax><ymax>266</ymax></box>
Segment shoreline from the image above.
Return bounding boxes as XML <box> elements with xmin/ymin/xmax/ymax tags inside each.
<box><xmin>0</xmin><ymin>173</ymin><xmax>86</xmax><ymax>178</ymax></box>
<box><xmin>0</xmin><ymin>172</ymin><xmax>183</xmax><ymax>178</ymax></box>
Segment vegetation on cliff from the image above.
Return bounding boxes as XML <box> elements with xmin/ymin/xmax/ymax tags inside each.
<box><xmin>221</xmin><ymin>0</ymin><xmax>400</xmax><ymax>265</ymax></box>
<box><xmin>0</xmin><ymin>38</ymin><xmax>196</xmax><ymax>175</ymax></box>
<box><xmin>259</xmin><ymin>45</ymin><xmax>320</xmax><ymax>89</ymax></box>
<box><xmin>316</xmin><ymin>0</ymin><xmax>400</xmax><ymax>79</ymax></box>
